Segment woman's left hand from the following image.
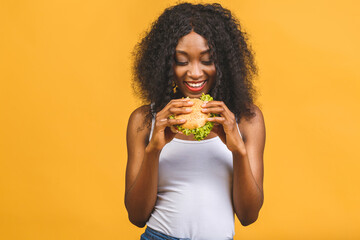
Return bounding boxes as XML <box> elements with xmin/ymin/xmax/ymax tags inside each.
<box><xmin>201</xmin><ymin>101</ymin><xmax>246</xmax><ymax>154</ymax></box>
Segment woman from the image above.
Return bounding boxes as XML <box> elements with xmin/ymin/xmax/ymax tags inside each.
<box><xmin>125</xmin><ymin>3</ymin><xmax>265</xmax><ymax>240</ymax></box>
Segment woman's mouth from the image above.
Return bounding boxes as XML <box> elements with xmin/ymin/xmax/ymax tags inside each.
<box><xmin>184</xmin><ymin>80</ymin><xmax>207</xmax><ymax>92</ymax></box>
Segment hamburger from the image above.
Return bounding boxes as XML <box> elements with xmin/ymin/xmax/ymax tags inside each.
<box><xmin>170</xmin><ymin>93</ymin><xmax>216</xmax><ymax>141</ymax></box>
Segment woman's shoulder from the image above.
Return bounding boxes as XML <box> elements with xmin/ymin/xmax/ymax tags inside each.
<box><xmin>129</xmin><ymin>104</ymin><xmax>151</xmax><ymax>120</ymax></box>
<box><xmin>238</xmin><ymin>104</ymin><xmax>265</xmax><ymax>142</ymax></box>
<box><xmin>127</xmin><ymin>104</ymin><xmax>152</xmax><ymax>140</ymax></box>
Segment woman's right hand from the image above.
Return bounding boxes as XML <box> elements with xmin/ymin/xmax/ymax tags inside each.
<box><xmin>146</xmin><ymin>98</ymin><xmax>193</xmax><ymax>152</ymax></box>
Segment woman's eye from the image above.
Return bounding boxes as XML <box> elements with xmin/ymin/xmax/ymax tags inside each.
<box><xmin>175</xmin><ymin>60</ymin><xmax>188</xmax><ymax>66</ymax></box>
<box><xmin>201</xmin><ymin>60</ymin><xmax>213</xmax><ymax>65</ymax></box>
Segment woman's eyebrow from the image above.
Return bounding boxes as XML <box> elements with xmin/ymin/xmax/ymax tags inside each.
<box><xmin>175</xmin><ymin>49</ymin><xmax>211</xmax><ymax>55</ymax></box>
<box><xmin>175</xmin><ymin>50</ymin><xmax>188</xmax><ymax>56</ymax></box>
<box><xmin>200</xmin><ymin>49</ymin><xmax>210</xmax><ymax>55</ymax></box>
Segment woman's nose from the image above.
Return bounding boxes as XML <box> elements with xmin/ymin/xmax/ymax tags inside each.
<box><xmin>187</xmin><ymin>62</ymin><xmax>203</xmax><ymax>79</ymax></box>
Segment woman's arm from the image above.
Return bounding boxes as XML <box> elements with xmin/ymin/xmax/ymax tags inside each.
<box><xmin>125</xmin><ymin>99</ymin><xmax>194</xmax><ymax>227</ymax></box>
<box><xmin>232</xmin><ymin>105</ymin><xmax>265</xmax><ymax>226</ymax></box>
<box><xmin>203</xmin><ymin>102</ymin><xmax>265</xmax><ymax>226</ymax></box>
<box><xmin>125</xmin><ymin>105</ymin><xmax>159</xmax><ymax>228</ymax></box>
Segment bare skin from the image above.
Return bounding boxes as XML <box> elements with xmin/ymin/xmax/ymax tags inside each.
<box><xmin>125</xmin><ymin>31</ymin><xmax>265</xmax><ymax>227</ymax></box>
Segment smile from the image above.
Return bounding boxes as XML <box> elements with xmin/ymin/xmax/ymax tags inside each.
<box><xmin>184</xmin><ymin>80</ymin><xmax>207</xmax><ymax>92</ymax></box>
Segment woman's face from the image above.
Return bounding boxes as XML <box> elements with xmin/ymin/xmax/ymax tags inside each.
<box><xmin>173</xmin><ymin>31</ymin><xmax>216</xmax><ymax>98</ymax></box>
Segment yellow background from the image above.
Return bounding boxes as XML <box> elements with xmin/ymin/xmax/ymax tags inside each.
<box><xmin>1</xmin><ymin>0</ymin><xmax>359</xmax><ymax>239</ymax></box>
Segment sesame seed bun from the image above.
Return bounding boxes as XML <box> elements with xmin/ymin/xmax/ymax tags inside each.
<box><xmin>175</xmin><ymin>98</ymin><xmax>210</xmax><ymax>129</ymax></box>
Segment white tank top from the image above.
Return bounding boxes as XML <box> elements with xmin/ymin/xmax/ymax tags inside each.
<box><xmin>146</xmin><ymin>109</ymin><xmax>242</xmax><ymax>240</ymax></box>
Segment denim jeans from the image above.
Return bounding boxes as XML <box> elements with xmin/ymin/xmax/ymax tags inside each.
<box><xmin>140</xmin><ymin>227</ymin><xmax>191</xmax><ymax>240</ymax></box>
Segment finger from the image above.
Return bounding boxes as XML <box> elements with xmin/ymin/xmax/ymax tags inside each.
<box><xmin>170</xmin><ymin>126</ymin><xmax>179</xmax><ymax>133</ymax></box>
<box><xmin>201</xmin><ymin>100</ymin><xmax>223</xmax><ymax>107</ymax></box>
<box><xmin>155</xmin><ymin>118</ymin><xmax>169</xmax><ymax>128</ymax></box>
<box><xmin>164</xmin><ymin>101</ymin><xmax>193</xmax><ymax>117</ymax></box>
<box><xmin>207</xmin><ymin>116</ymin><xmax>226</xmax><ymax>123</ymax></box>
<box><xmin>160</xmin><ymin>98</ymin><xmax>192</xmax><ymax>112</ymax></box>
<box><xmin>202</xmin><ymin>101</ymin><xmax>230</xmax><ymax>113</ymax></box>
<box><xmin>170</xmin><ymin>100</ymin><xmax>194</xmax><ymax>108</ymax></box>
<box><xmin>168</xmin><ymin>107</ymin><xmax>192</xmax><ymax>115</ymax></box>
<box><xmin>170</xmin><ymin>125</ymin><xmax>184</xmax><ymax>134</ymax></box>
<box><xmin>155</xmin><ymin>118</ymin><xmax>186</xmax><ymax>131</ymax></box>
<box><xmin>202</xmin><ymin>101</ymin><xmax>233</xmax><ymax>120</ymax></box>
<box><xmin>158</xmin><ymin>99</ymin><xmax>194</xmax><ymax>118</ymax></box>
<box><xmin>201</xmin><ymin>107</ymin><xmax>224</xmax><ymax>114</ymax></box>
<box><xmin>164</xmin><ymin>126</ymin><xmax>177</xmax><ymax>141</ymax></box>
<box><xmin>167</xmin><ymin>118</ymin><xmax>186</xmax><ymax>126</ymax></box>
<box><xmin>207</xmin><ymin>116</ymin><xmax>237</xmax><ymax>133</ymax></box>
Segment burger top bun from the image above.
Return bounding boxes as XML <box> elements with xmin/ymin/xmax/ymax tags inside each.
<box><xmin>175</xmin><ymin>98</ymin><xmax>210</xmax><ymax>129</ymax></box>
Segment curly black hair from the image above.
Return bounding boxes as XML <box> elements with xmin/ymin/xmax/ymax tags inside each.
<box><xmin>132</xmin><ymin>2</ymin><xmax>258</xmax><ymax>126</ymax></box>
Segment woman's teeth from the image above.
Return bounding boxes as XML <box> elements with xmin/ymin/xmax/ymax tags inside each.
<box><xmin>185</xmin><ymin>81</ymin><xmax>206</xmax><ymax>88</ymax></box>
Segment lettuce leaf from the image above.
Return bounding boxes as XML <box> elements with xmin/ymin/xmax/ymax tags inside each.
<box><xmin>176</xmin><ymin>121</ymin><xmax>214</xmax><ymax>141</ymax></box>
<box><xmin>200</xmin><ymin>93</ymin><xmax>213</xmax><ymax>102</ymax></box>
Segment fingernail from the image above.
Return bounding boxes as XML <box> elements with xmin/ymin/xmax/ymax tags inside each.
<box><xmin>186</xmin><ymin>108</ymin><xmax>192</xmax><ymax>111</ymax></box>
<box><xmin>188</xmin><ymin>101</ymin><xmax>193</xmax><ymax>104</ymax></box>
